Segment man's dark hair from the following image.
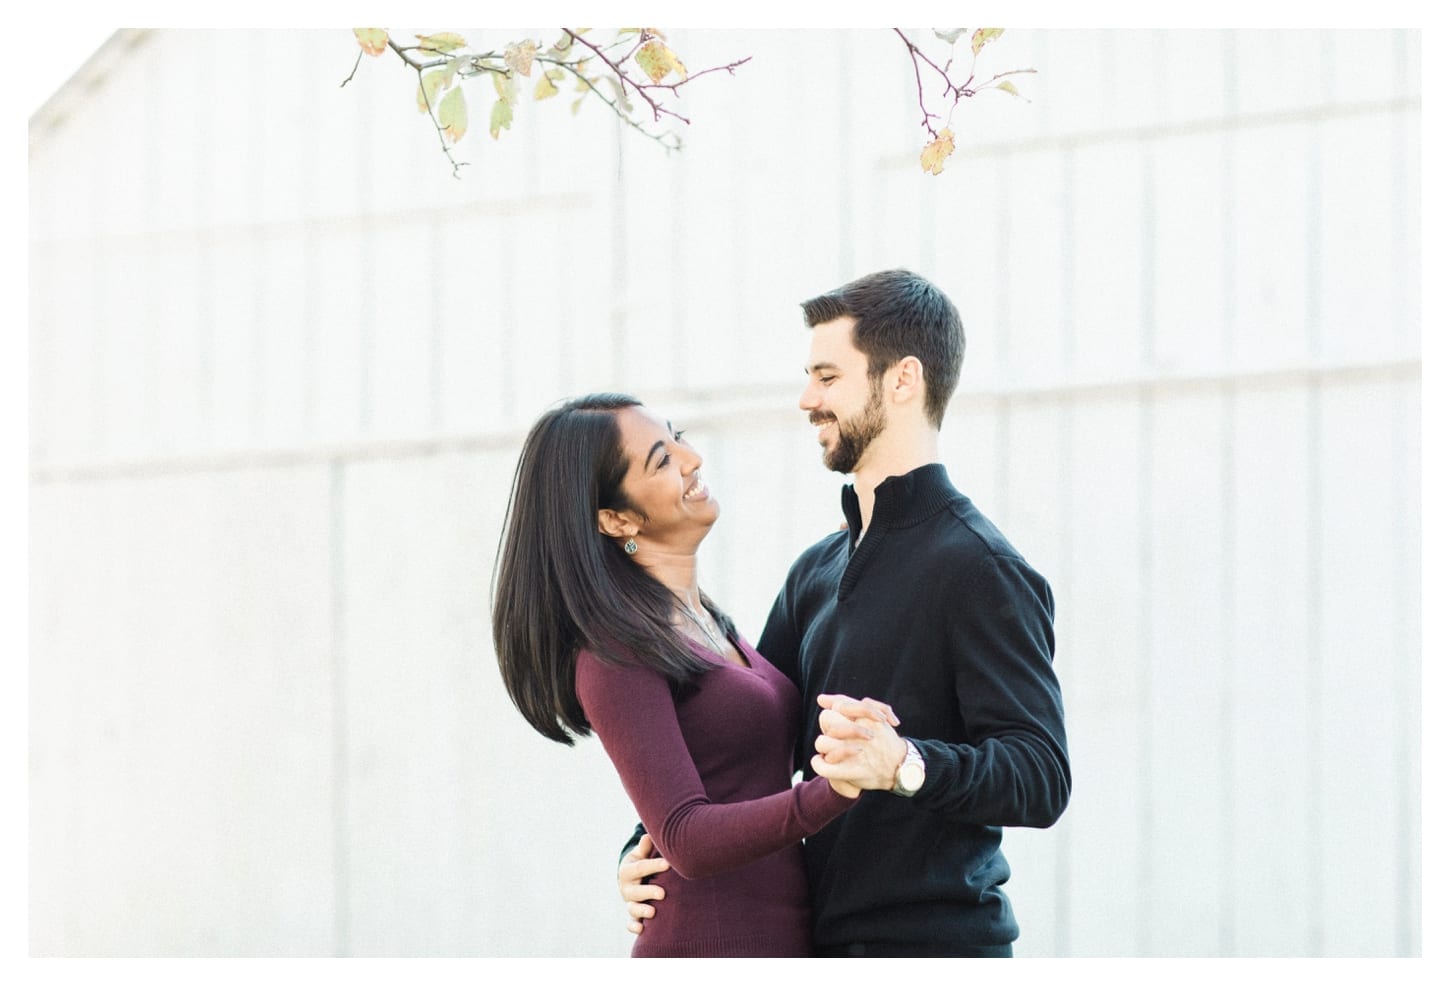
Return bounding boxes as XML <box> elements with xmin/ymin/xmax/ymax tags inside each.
<box><xmin>800</xmin><ymin>269</ymin><xmax>965</xmax><ymax>429</ymax></box>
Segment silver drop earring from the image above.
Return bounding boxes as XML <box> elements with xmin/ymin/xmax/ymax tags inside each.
<box><xmin>624</xmin><ymin>538</ymin><xmax>638</xmax><ymax>555</ymax></box>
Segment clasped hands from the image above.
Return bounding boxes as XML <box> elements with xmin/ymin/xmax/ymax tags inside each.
<box><xmin>810</xmin><ymin>693</ymin><xmax>907</xmax><ymax>799</ymax></box>
<box><xmin>616</xmin><ymin>692</ymin><xmax>907</xmax><ymax>935</ymax></box>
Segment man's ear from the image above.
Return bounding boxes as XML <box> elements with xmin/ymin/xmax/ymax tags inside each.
<box><xmin>887</xmin><ymin>356</ymin><xmax>925</xmax><ymax>405</ymax></box>
<box><xmin>597</xmin><ymin>508</ymin><xmax>640</xmax><ymax>539</ymax></box>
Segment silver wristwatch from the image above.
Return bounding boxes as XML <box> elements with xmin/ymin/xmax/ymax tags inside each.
<box><xmin>891</xmin><ymin>740</ymin><xmax>926</xmax><ymax>797</ymax></box>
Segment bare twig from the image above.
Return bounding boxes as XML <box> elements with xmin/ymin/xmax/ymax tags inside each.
<box><xmin>340</xmin><ymin>48</ymin><xmax>364</xmax><ymax>87</ymax></box>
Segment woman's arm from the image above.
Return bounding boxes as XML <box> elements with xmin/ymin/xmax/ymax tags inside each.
<box><xmin>576</xmin><ymin>651</ymin><xmax>856</xmax><ymax>880</ymax></box>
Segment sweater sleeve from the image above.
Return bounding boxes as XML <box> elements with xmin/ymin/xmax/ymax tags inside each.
<box><xmin>576</xmin><ymin>651</ymin><xmax>855</xmax><ymax>880</ymax></box>
<box><xmin>909</xmin><ymin>553</ymin><xmax>1071</xmax><ymax>827</ymax></box>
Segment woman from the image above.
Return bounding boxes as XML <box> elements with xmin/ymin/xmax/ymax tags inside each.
<box><xmin>492</xmin><ymin>393</ymin><xmax>869</xmax><ymax>957</ymax></box>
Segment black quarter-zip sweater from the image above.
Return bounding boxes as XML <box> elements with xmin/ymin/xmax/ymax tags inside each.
<box><xmin>756</xmin><ymin>463</ymin><xmax>1070</xmax><ymax>957</ymax></box>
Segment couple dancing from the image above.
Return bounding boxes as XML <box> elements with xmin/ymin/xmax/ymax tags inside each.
<box><xmin>494</xmin><ymin>270</ymin><xmax>1070</xmax><ymax>958</ymax></box>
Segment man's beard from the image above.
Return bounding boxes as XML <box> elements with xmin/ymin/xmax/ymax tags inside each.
<box><xmin>812</xmin><ymin>379</ymin><xmax>886</xmax><ymax>474</ymax></box>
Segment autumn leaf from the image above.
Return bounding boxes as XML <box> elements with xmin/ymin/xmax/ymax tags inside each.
<box><xmin>494</xmin><ymin>70</ymin><xmax>519</xmax><ymax>105</ymax></box>
<box><xmin>416</xmin><ymin>32</ymin><xmax>466</xmax><ymax>54</ymax></box>
<box><xmin>353</xmin><ymin>29</ymin><xmax>388</xmax><ymax>57</ymax></box>
<box><xmin>438</xmin><ymin>86</ymin><xmax>467</xmax><ymax>142</ymax></box>
<box><xmin>971</xmin><ymin>28</ymin><xmax>1004</xmax><ymax>55</ymax></box>
<box><xmin>920</xmin><ymin>128</ymin><xmax>955</xmax><ymax>176</ymax></box>
<box><xmin>933</xmin><ymin>28</ymin><xmax>968</xmax><ymax>44</ymax></box>
<box><xmin>635</xmin><ymin>39</ymin><xmax>686</xmax><ymax>83</ymax></box>
<box><xmin>534</xmin><ymin>69</ymin><xmax>562</xmax><ymax>100</ymax></box>
<box><xmin>505</xmin><ymin>40</ymin><xmax>538</xmax><ymax>76</ymax></box>
<box><xmin>996</xmin><ymin>79</ymin><xmax>1028</xmax><ymax>100</ymax></box>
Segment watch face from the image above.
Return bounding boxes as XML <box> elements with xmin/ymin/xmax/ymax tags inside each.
<box><xmin>900</xmin><ymin>761</ymin><xmax>925</xmax><ymax>791</ymax></box>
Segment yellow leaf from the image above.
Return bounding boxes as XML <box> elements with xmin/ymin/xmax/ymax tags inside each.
<box><xmin>920</xmin><ymin>128</ymin><xmax>955</xmax><ymax>176</ymax></box>
<box><xmin>534</xmin><ymin>72</ymin><xmax>560</xmax><ymax>100</ymax></box>
<box><xmin>416</xmin><ymin>32</ymin><xmax>467</xmax><ymax>54</ymax></box>
<box><xmin>353</xmin><ymin>28</ymin><xmax>389</xmax><ymax>57</ymax></box>
<box><xmin>438</xmin><ymin>86</ymin><xmax>467</xmax><ymax>143</ymax></box>
<box><xmin>635</xmin><ymin>40</ymin><xmax>686</xmax><ymax>83</ymax></box>
<box><xmin>996</xmin><ymin>79</ymin><xmax>1027</xmax><ymax>100</ymax></box>
<box><xmin>970</xmin><ymin>28</ymin><xmax>1004</xmax><ymax>55</ymax></box>
<box><xmin>494</xmin><ymin>70</ymin><xmax>519</xmax><ymax>105</ymax></box>
<box><xmin>505</xmin><ymin>40</ymin><xmax>538</xmax><ymax>77</ymax></box>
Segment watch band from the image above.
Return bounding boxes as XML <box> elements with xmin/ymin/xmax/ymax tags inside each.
<box><xmin>891</xmin><ymin>740</ymin><xmax>926</xmax><ymax>797</ymax></box>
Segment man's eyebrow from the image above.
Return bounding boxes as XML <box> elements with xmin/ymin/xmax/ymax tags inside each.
<box><xmin>806</xmin><ymin>361</ymin><xmax>841</xmax><ymax>375</ymax></box>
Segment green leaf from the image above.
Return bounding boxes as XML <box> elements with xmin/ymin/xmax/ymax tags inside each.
<box><xmin>571</xmin><ymin>95</ymin><xmax>586</xmax><ymax>116</ymax></box>
<box><xmin>417</xmin><ymin>68</ymin><xmax>448</xmax><ymax>112</ymax></box>
<box><xmin>353</xmin><ymin>28</ymin><xmax>389</xmax><ymax>57</ymax></box>
<box><xmin>996</xmin><ymin>79</ymin><xmax>1027</xmax><ymax>100</ymax></box>
<box><xmin>933</xmin><ymin>28</ymin><xmax>968</xmax><ymax>44</ymax></box>
<box><xmin>919</xmin><ymin>128</ymin><xmax>955</xmax><ymax>176</ymax></box>
<box><xmin>970</xmin><ymin>28</ymin><xmax>1005</xmax><ymax>55</ymax></box>
<box><xmin>489</xmin><ymin>98</ymin><xmax>514</xmax><ymax>139</ymax></box>
<box><xmin>551</xmin><ymin>31</ymin><xmax>574</xmax><ymax>54</ymax></box>
<box><xmin>416</xmin><ymin>32</ymin><xmax>467</xmax><ymax>54</ymax></box>
<box><xmin>438</xmin><ymin>86</ymin><xmax>467</xmax><ymax>142</ymax></box>
<box><xmin>635</xmin><ymin>39</ymin><xmax>686</xmax><ymax>83</ymax></box>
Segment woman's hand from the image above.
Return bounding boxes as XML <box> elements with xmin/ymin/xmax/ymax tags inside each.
<box><xmin>811</xmin><ymin>693</ymin><xmax>908</xmax><ymax>792</ymax></box>
<box><xmin>618</xmin><ymin>832</ymin><xmax>670</xmax><ymax>935</ymax></box>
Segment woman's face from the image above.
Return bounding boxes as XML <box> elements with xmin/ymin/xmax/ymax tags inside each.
<box><xmin>607</xmin><ymin>405</ymin><xmax>719</xmax><ymax>551</ymax></box>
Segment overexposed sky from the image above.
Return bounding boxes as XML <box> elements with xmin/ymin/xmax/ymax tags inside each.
<box><xmin>26</xmin><ymin>28</ymin><xmax>117</xmax><ymax>117</ymax></box>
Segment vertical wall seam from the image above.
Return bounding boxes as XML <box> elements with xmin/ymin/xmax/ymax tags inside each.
<box><xmin>329</xmin><ymin>458</ymin><xmax>350</xmax><ymax>956</ymax></box>
<box><xmin>357</xmin><ymin>124</ymin><xmax>374</xmax><ymax>438</ymax></box>
<box><xmin>1136</xmin><ymin>129</ymin><xmax>1156</xmax><ymax>956</ymax></box>
<box><xmin>1219</xmin><ymin>29</ymin><xmax>1239</xmax><ymax>956</ymax></box>
<box><xmin>428</xmin><ymin>213</ymin><xmax>443</xmax><ymax>435</ymax></box>
<box><xmin>1218</xmin><ymin>27</ymin><xmax>1241</xmax><ymax>951</ymax></box>
<box><xmin>196</xmin><ymin>37</ymin><xmax>214</xmax><ymax>451</ymax></box>
<box><xmin>1056</xmin><ymin>140</ymin><xmax>1075</xmax><ymax>957</ymax></box>
<box><xmin>1391</xmin><ymin>31</ymin><xmax>1415</xmax><ymax>952</ymax></box>
<box><xmin>1304</xmin><ymin>94</ymin><xmax>1326</xmax><ymax>956</ymax></box>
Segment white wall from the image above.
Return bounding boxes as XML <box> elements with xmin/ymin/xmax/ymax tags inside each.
<box><xmin>28</xmin><ymin>28</ymin><xmax>1421</xmax><ymax>957</ymax></box>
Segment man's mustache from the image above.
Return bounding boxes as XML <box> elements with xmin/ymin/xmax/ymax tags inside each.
<box><xmin>809</xmin><ymin>412</ymin><xmax>836</xmax><ymax>426</ymax></box>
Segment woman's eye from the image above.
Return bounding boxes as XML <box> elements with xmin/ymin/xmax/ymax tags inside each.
<box><xmin>673</xmin><ymin>429</ymin><xmax>686</xmax><ymax>442</ymax></box>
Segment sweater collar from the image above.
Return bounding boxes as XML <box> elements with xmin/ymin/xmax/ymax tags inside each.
<box><xmin>840</xmin><ymin>463</ymin><xmax>958</xmax><ymax>546</ymax></box>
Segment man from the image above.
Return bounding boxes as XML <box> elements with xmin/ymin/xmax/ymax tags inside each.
<box><xmin>620</xmin><ymin>269</ymin><xmax>1070</xmax><ymax>957</ymax></box>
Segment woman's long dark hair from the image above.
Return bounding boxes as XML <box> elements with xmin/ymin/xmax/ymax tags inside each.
<box><xmin>492</xmin><ymin>393</ymin><xmax>737</xmax><ymax>745</ymax></box>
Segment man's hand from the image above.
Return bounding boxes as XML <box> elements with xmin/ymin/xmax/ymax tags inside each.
<box><xmin>618</xmin><ymin>832</ymin><xmax>670</xmax><ymax>935</ymax></box>
<box><xmin>811</xmin><ymin>693</ymin><xmax>908</xmax><ymax>791</ymax></box>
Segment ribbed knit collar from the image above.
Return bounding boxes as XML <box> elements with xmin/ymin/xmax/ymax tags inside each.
<box><xmin>840</xmin><ymin>462</ymin><xmax>958</xmax><ymax>549</ymax></box>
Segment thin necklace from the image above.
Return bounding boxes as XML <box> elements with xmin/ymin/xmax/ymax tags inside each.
<box><xmin>678</xmin><ymin>601</ymin><xmax>726</xmax><ymax>654</ymax></box>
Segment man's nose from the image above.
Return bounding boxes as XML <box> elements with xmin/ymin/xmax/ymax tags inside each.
<box><xmin>799</xmin><ymin>382</ymin><xmax>820</xmax><ymax>410</ymax></box>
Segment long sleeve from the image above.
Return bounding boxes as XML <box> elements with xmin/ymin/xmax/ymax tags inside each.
<box><xmin>576</xmin><ymin>650</ymin><xmax>854</xmax><ymax>880</ymax></box>
<box><xmin>909</xmin><ymin>552</ymin><xmax>1071</xmax><ymax>827</ymax></box>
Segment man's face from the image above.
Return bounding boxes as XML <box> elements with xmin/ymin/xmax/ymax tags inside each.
<box><xmin>798</xmin><ymin>316</ymin><xmax>886</xmax><ymax>474</ymax></box>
